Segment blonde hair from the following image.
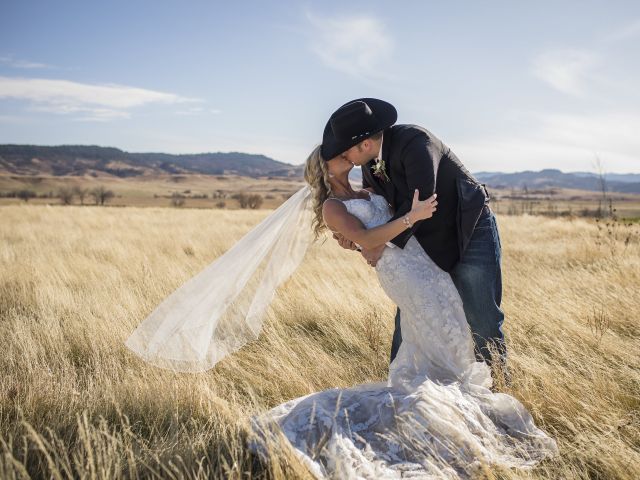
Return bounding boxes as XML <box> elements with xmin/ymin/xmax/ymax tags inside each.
<box><xmin>304</xmin><ymin>145</ymin><xmax>332</xmax><ymax>238</ymax></box>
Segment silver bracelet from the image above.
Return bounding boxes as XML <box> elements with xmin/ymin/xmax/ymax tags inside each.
<box><xmin>403</xmin><ymin>214</ymin><xmax>413</xmax><ymax>228</ymax></box>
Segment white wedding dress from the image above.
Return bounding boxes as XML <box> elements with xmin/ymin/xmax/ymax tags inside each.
<box><xmin>251</xmin><ymin>192</ymin><xmax>558</xmax><ymax>479</ymax></box>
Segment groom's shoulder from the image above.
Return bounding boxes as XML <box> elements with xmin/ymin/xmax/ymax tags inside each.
<box><xmin>388</xmin><ymin>124</ymin><xmax>440</xmax><ymax>152</ymax></box>
<box><xmin>390</xmin><ymin>124</ymin><xmax>438</xmax><ymax>142</ymax></box>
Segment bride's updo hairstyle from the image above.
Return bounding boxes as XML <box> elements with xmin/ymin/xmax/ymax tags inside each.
<box><xmin>304</xmin><ymin>145</ymin><xmax>332</xmax><ymax>238</ymax></box>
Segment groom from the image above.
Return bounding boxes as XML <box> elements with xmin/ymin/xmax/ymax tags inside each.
<box><xmin>321</xmin><ymin>98</ymin><xmax>507</xmax><ymax>374</ymax></box>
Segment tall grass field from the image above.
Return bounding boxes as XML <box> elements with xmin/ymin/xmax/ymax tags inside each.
<box><xmin>1</xmin><ymin>204</ymin><xmax>639</xmax><ymax>479</ymax></box>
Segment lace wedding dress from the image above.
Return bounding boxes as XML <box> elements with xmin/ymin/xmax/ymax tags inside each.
<box><xmin>251</xmin><ymin>192</ymin><xmax>558</xmax><ymax>479</ymax></box>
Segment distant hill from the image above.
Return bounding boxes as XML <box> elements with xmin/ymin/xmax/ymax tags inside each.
<box><xmin>350</xmin><ymin>167</ymin><xmax>639</xmax><ymax>193</ymax></box>
<box><xmin>2</xmin><ymin>145</ymin><xmax>638</xmax><ymax>193</ymax></box>
<box><xmin>0</xmin><ymin>144</ymin><xmax>303</xmax><ymax>178</ymax></box>
<box><xmin>474</xmin><ymin>169</ymin><xmax>640</xmax><ymax>194</ymax></box>
<box><xmin>570</xmin><ymin>172</ymin><xmax>640</xmax><ymax>183</ymax></box>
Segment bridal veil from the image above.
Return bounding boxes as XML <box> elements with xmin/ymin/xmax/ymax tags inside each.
<box><xmin>125</xmin><ymin>185</ymin><xmax>313</xmax><ymax>372</ymax></box>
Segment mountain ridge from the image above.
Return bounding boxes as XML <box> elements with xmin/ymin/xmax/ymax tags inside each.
<box><xmin>0</xmin><ymin>144</ymin><xmax>303</xmax><ymax>178</ymax></box>
<box><xmin>1</xmin><ymin>144</ymin><xmax>638</xmax><ymax>193</ymax></box>
<box><xmin>473</xmin><ymin>169</ymin><xmax>640</xmax><ymax>194</ymax></box>
<box><xmin>350</xmin><ymin>167</ymin><xmax>640</xmax><ymax>193</ymax></box>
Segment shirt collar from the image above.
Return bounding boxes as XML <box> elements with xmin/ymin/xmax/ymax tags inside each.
<box><xmin>376</xmin><ymin>132</ymin><xmax>384</xmax><ymax>161</ymax></box>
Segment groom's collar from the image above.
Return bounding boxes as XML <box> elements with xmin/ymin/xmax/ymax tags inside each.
<box><xmin>367</xmin><ymin>127</ymin><xmax>392</xmax><ymax>171</ymax></box>
<box><xmin>381</xmin><ymin>127</ymin><xmax>391</xmax><ymax>163</ymax></box>
<box><xmin>376</xmin><ymin>132</ymin><xmax>384</xmax><ymax>161</ymax></box>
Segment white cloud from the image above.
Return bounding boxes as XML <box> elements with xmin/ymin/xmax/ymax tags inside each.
<box><xmin>537</xmin><ymin>112</ymin><xmax>639</xmax><ymax>153</ymax></box>
<box><xmin>175</xmin><ymin>106</ymin><xmax>222</xmax><ymax>116</ymax></box>
<box><xmin>306</xmin><ymin>12</ymin><xmax>393</xmax><ymax>81</ymax></box>
<box><xmin>0</xmin><ymin>76</ymin><xmax>197</xmax><ymax>108</ymax></box>
<box><xmin>454</xmin><ymin>111</ymin><xmax>640</xmax><ymax>173</ymax></box>
<box><xmin>522</xmin><ymin>19</ymin><xmax>640</xmax><ymax>171</ymax></box>
<box><xmin>0</xmin><ymin>114</ymin><xmax>31</xmax><ymax>124</ymax></box>
<box><xmin>0</xmin><ymin>55</ymin><xmax>52</xmax><ymax>69</ymax></box>
<box><xmin>532</xmin><ymin>49</ymin><xmax>598</xmax><ymax>96</ymax></box>
<box><xmin>603</xmin><ymin>19</ymin><xmax>640</xmax><ymax>43</ymax></box>
<box><xmin>0</xmin><ymin>76</ymin><xmax>201</xmax><ymax>121</ymax></box>
<box><xmin>28</xmin><ymin>104</ymin><xmax>131</xmax><ymax>122</ymax></box>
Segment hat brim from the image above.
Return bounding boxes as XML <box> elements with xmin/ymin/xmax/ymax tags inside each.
<box><xmin>321</xmin><ymin>98</ymin><xmax>397</xmax><ymax>160</ymax></box>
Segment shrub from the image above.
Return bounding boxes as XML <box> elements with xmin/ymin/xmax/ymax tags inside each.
<box><xmin>247</xmin><ymin>194</ymin><xmax>263</xmax><ymax>209</ymax></box>
<box><xmin>72</xmin><ymin>186</ymin><xmax>89</xmax><ymax>205</ymax></box>
<box><xmin>231</xmin><ymin>193</ymin><xmax>263</xmax><ymax>209</ymax></box>
<box><xmin>58</xmin><ymin>187</ymin><xmax>75</xmax><ymax>205</ymax></box>
<box><xmin>231</xmin><ymin>193</ymin><xmax>249</xmax><ymax>208</ymax></box>
<box><xmin>89</xmin><ymin>186</ymin><xmax>115</xmax><ymax>206</ymax></box>
<box><xmin>170</xmin><ymin>192</ymin><xmax>186</xmax><ymax>207</ymax></box>
<box><xmin>16</xmin><ymin>189</ymin><xmax>36</xmax><ymax>202</ymax></box>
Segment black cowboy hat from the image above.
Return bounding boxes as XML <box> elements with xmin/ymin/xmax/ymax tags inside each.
<box><xmin>320</xmin><ymin>98</ymin><xmax>397</xmax><ymax>160</ymax></box>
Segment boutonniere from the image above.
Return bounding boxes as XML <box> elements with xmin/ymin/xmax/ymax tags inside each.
<box><xmin>372</xmin><ymin>157</ymin><xmax>390</xmax><ymax>182</ymax></box>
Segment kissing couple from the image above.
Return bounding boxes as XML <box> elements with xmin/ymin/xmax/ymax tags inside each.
<box><xmin>126</xmin><ymin>98</ymin><xmax>558</xmax><ymax>478</ymax></box>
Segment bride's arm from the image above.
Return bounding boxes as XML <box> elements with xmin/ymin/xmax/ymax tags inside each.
<box><xmin>322</xmin><ymin>191</ymin><xmax>437</xmax><ymax>250</ymax></box>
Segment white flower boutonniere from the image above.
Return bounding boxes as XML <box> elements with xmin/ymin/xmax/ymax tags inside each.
<box><xmin>372</xmin><ymin>157</ymin><xmax>390</xmax><ymax>182</ymax></box>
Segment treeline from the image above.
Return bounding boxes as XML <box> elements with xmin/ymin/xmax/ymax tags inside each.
<box><xmin>165</xmin><ymin>192</ymin><xmax>265</xmax><ymax>209</ymax></box>
<box><xmin>0</xmin><ymin>186</ymin><xmax>115</xmax><ymax>205</ymax></box>
<box><xmin>1</xmin><ymin>187</ymin><xmax>271</xmax><ymax>209</ymax></box>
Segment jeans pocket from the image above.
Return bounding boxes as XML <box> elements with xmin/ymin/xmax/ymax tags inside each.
<box><xmin>473</xmin><ymin>207</ymin><xmax>492</xmax><ymax>230</ymax></box>
<box><xmin>463</xmin><ymin>218</ymin><xmax>499</xmax><ymax>264</ymax></box>
<box><xmin>469</xmin><ymin>223</ymin><xmax>494</xmax><ymax>244</ymax></box>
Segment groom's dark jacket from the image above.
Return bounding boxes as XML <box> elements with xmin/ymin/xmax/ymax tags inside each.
<box><xmin>362</xmin><ymin>124</ymin><xmax>488</xmax><ymax>272</ymax></box>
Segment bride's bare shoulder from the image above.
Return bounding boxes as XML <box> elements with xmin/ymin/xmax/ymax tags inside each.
<box><xmin>322</xmin><ymin>197</ymin><xmax>345</xmax><ymax>213</ymax></box>
<box><xmin>322</xmin><ymin>197</ymin><xmax>348</xmax><ymax>224</ymax></box>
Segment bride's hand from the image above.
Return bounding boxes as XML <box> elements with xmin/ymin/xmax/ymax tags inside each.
<box><xmin>410</xmin><ymin>190</ymin><xmax>437</xmax><ymax>222</ymax></box>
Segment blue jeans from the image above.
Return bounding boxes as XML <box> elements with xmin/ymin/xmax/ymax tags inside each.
<box><xmin>390</xmin><ymin>205</ymin><xmax>506</xmax><ymax>366</ymax></box>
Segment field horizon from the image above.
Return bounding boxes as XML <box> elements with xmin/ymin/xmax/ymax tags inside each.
<box><xmin>2</xmin><ymin>172</ymin><xmax>640</xmax><ymax>221</ymax></box>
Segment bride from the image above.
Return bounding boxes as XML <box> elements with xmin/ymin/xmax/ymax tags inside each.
<box><xmin>249</xmin><ymin>146</ymin><xmax>558</xmax><ymax>478</ymax></box>
<box><xmin>125</xmin><ymin>148</ymin><xmax>559</xmax><ymax>479</ymax></box>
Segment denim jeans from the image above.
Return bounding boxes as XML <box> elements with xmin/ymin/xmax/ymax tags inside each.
<box><xmin>390</xmin><ymin>205</ymin><xmax>506</xmax><ymax>367</ymax></box>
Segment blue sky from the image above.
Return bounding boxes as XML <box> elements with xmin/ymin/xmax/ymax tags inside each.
<box><xmin>1</xmin><ymin>0</ymin><xmax>639</xmax><ymax>173</ymax></box>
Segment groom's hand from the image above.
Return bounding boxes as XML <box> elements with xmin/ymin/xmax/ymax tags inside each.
<box><xmin>361</xmin><ymin>244</ymin><xmax>386</xmax><ymax>267</ymax></box>
<box><xmin>332</xmin><ymin>232</ymin><xmax>358</xmax><ymax>251</ymax></box>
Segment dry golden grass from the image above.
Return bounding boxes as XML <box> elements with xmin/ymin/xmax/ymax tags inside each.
<box><xmin>1</xmin><ymin>204</ymin><xmax>639</xmax><ymax>479</ymax></box>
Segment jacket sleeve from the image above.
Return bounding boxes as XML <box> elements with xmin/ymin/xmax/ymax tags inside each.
<box><xmin>388</xmin><ymin>135</ymin><xmax>437</xmax><ymax>248</ymax></box>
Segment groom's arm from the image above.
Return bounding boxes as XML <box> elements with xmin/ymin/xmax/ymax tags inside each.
<box><xmin>388</xmin><ymin>135</ymin><xmax>436</xmax><ymax>248</ymax></box>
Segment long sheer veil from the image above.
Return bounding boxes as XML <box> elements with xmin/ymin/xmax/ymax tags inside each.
<box><xmin>125</xmin><ymin>185</ymin><xmax>313</xmax><ymax>372</ymax></box>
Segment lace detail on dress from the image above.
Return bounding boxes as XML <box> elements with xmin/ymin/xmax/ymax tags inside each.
<box><xmin>251</xmin><ymin>192</ymin><xmax>558</xmax><ymax>479</ymax></box>
<box><xmin>341</xmin><ymin>193</ymin><xmax>476</xmax><ymax>389</ymax></box>
<box><xmin>339</xmin><ymin>193</ymin><xmax>393</xmax><ymax>230</ymax></box>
